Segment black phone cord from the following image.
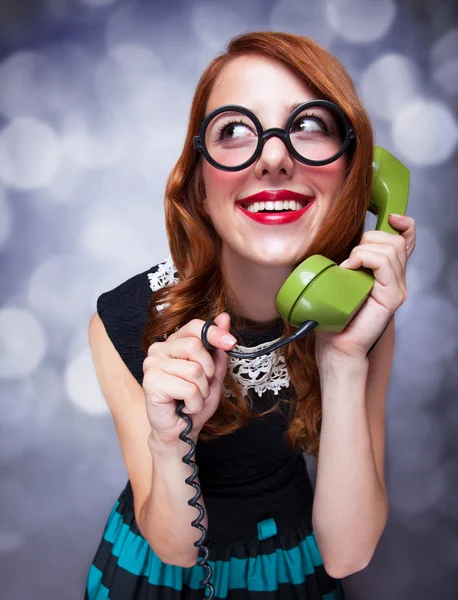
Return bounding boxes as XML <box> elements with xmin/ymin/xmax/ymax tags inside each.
<box><xmin>175</xmin><ymin>400</ymin><xmax>215</xmax><ymax>599</ymax></box>
<box><xmin>201</xmin><ymin>318</ymin><xmax>318</xmax><ymax>358</ymax></box>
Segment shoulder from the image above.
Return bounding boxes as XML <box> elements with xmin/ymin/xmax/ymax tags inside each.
<box><xmin>91</xmin><ymin>257</ymin><xmax>177</xmax><ymax>385</ymax></box>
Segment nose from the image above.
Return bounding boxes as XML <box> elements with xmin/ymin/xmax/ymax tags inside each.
<box><xmin>254</xmin><ymin>133</ymin><xmax>294</xmax><ymax>179</ymax></box>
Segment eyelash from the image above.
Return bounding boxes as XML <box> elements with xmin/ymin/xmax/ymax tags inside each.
<box><xmin>293</xmin><ymin>112</ymin><xmax>329</xmax><ymax>132</ymax></box>
<box><xmin>216</xmin><ymin>119</ymin><xmax>248</xmax><ymax>141</ymax></box>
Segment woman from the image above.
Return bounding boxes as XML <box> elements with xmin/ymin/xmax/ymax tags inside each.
<box><xmin>85</xmin><ymin>31</ymin><xmax>416</xmax><ymax>599</ymax></box>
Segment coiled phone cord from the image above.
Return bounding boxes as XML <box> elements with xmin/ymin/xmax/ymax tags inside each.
<box><xmin>175</xmin><ymin>318</ymin><xmax>319</xmax><ymax>599</ymax></box>
<box><xmin>175</xmin><ymin>400</ymin><xmax>214</xmax><ymax>598</ymax></box>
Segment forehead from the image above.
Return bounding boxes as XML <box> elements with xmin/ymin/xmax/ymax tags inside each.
<box><xmin>206</xmin><ymin>54</ymin><xmax>318</xmax><ymax>117</ymax></box>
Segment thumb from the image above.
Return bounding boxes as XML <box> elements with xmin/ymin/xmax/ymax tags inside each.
<box><xmin>213</xmin><ymin>311</ymin><xmax>231</xmax><ymax>333</ymax></box>
<box><xmin>211</xmin><ymin>312</ymin><xmax>233</xmax><ymax>383</ymax></box>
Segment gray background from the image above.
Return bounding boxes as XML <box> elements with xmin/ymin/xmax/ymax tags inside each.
<box><xmin>0</xmin><ymin>0</ymin><xmax>457</xmax><ymax>598</ymax></box>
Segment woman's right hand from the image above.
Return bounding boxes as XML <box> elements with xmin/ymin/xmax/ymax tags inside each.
<box><xmin>142</xmin><ymin>312</ymin><xmax>236</xmax><ymax>446</ymax></box>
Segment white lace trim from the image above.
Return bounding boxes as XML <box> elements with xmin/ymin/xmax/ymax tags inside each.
<box><xmin>224</xmin><ymin>341</ymin><xmax>290</xmax><ymax>398</ymax></box>
<box><xmin>147</xmin><ymin>256</ymin><xmax>291</xmax><ymax>398</ymax></box>
<box><xmin>147</xmin><ymin>255</ymin><xmax>178</xmax><ymax>311</ymax></box>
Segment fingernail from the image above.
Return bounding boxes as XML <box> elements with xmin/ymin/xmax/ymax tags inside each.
<box><xmin>340</xmin><ymin>259</ymin><xmax>350</xmax><ymax>268</ymax></box>
<box><xmin>389</xmin><ymin>213</ymin><xmax>404</xmax><ymax>219</ymax></box>
<box><xmin>222</xmin><ymin>334</ymin><xmax>237</xmax><ymax>347</ymax></box>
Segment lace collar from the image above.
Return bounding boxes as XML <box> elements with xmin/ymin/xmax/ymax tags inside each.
<box><xmin>147</xmin><ymin>256</ymin><xmax>291</xmax><ymax>398</ymax></box>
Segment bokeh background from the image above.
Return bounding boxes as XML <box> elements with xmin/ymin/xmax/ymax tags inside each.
<box><xmin>0</xmin><ymin>0</ymin><xmax>457</xmax><ymax>598</ymax></box>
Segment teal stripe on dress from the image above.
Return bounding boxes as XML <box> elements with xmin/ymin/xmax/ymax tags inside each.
<box><xmin>99</xmin><ymin>501</ymin><xmax>336</xmax><ymax>596</ymax></box>
<box><xmin>87</xmin><ymin>564</ymin><xmax>110</xmax><ymax>600</ymax></box>
<box><xmin>323</xmin><ymin>581</ymin><xmax>345</xmax><ymax>599</ymax></box>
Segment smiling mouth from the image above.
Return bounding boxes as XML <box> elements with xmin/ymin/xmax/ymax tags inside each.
<box><xmin>239</xmin><ymin>199</ymin><xmax>311</xmax><ymax>213</ymax></box>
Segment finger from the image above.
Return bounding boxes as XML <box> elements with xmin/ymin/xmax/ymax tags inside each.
<box><xmin>167</xmin><ymin>316</ymin><xmax>237</xmax><ymax>351</ymax></box>
<box><xmin>143</xmin><ymin>368</ymin><xmax>204</xmax><ymax>415</ymax></box>
<box><xmin>350</xmin><ymin>242</ymin><xmax>405</xmax><ymax>281</ymax></box>
<box><xmin>388</xmin><ymin>214</ymin><xmax>416</xmax><ymax>257</ymax></box>
<box><xmin>149</xmin><ymin>336</ymin><xmax>216</xmax><ymax>380</ymax></box>
<box><xmin>143</xmin><ymin>356</ymin><xmax>210</xmax><ymax>400</ymax></box>
<box><xmin>341</xmin><ymin>246</ymin><xmax>404</xmax><ymax>291</ymax></box>
<box><xmin>360</xmin><ymin>229</ymin><xmax>408</xmax><ymax>260</ymax></box>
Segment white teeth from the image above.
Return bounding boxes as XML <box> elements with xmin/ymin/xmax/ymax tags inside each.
<box><xmin>243</xmin><ymin>199</ymin><xmax>310</xmax><ymax>212</ymax></box>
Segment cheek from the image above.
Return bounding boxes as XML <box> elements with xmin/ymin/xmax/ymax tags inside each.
<box><xmin>202</xmin><ymin>163</ymin><xmax>247</xmax><ymax>213</ymax></box>
<box><xmin>304</xmin><ymin>157</ymin><xmax>347</xmax><ymax>197</ymax></box>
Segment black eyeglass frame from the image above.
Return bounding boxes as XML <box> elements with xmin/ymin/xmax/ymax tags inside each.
<box><xmin>193</xmin><ymin>99</ymin><xmax>357</xmax><ymax>172</ymax></box>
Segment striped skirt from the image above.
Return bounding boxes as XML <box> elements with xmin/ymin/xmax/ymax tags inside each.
<box><xmin>85</xmin><ymin>491</ymin><xmax>345</xmax><ymax>599</ymax></box>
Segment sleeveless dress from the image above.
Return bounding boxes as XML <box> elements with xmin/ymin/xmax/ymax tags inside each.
<box><xmin>85</xmin><ymin>258</ymin><xmax>346</xmax><ymax>600</ymax></box>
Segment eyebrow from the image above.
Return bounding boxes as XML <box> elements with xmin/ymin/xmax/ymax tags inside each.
<box><xmin>286</xmin><ymin>101</ymin><xmax>312</xmax><ymax>113</ymax></box>
<box><xmin>246</xmin><ymin>101</ymin><xmax>314</xmax><ymax>119</ymax></box>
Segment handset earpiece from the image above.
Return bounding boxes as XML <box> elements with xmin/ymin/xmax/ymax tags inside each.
<box><xmin>275</xmin><ymin>146</ymin><xmax>410</xmax><ymax>332</ymax></box>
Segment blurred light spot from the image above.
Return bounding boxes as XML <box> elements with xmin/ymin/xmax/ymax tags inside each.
<box><xmin>360</xmin><ymin>54</ymin><xmax>421</xmax><ymax>121</ymax></box>
<box><xmin>62</xmin><ymin>113</ymin><xmax>128</xmax><ymax>169</ymax></box>
<box><xmin>431</xmin><ymin>28</ymin><xmax>458</xmax><ymax>96</ymax></box>
<box><xmin>0</xmin><ymin>118</ymin><xmax>62</xmax><ymax>189</ymax></box>
<box><xmin>95</xmin><ymin>44</ymin><xmax>164</xmax><ymax>115</ymax></box>
<box><xmin>325</xmin><ymin>0</ymin><xmax>396</xmax><ymax>43</ymax></box>
<box><xmin>27</xmin><ymin>255</ymin><xmax>97</xmax><ymax>331</ymax></box>
<box><xmin>0</xmin><ymin>51</ymin><xmax>47</xmax><ymax>119</ymax></box>
<box><xmin>0</xmin><ymin>189</ymin><xmax>12</xmax><ymax>249</ymax></box>
<box><xmin>0</xmin><ymin>365</ymin><xmax>60</xmax><ymax>463</ymax></box>
<box><xmin>79</xmin><ymin>214</ymin><xmax>151</xmax><ymax>265</ymax></box>
<box><xmin>191</xmin><ymin>0</ymin><xmax>266</xmax><ymax>50</ymax></box>
<box><xmin>392</xmin><ymin>100</ymin><xmax>458</xmax><ymax>166</ymax></box>
<box><xmin>38</xmin><ymin>42</ymin><xmax>95</xmax><ymax>118</ymax></box>
<box><xmin>0</xmin><ymin>45</ymin><xmax>93</xmax><ymax>121</ymax></box>
<box><xmin>0</xmin><ymin>307</ymin><xmax>47</xmax><ymax>379</ymax></box>
<box><xmin>65</xmin><ymin>347</ymin><xmax>109</xmax><ymax>415</ymax></box>
<box><xmin>0</xmin><ymin>531</ymin><xmax>24</xmax><ymax>553</ymax></box>
<box><xmin>269</xmin><ymin>0</ymin><xmax>335</xmax><ymax>46</ymax></box>
<box><xmin>45</xmin><ymin>158</ymin><xmax>85</xmax><ymax>204</ymax></box>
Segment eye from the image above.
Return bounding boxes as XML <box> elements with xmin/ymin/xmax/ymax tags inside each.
<box><xmin>290</xmin><ymin>114</ymin><xmax>328</xmax><ymax>135</ymax></box>
<box><xmin>217</xmin><ymin>120</ymin><xmax>254</xmax><ymax>141</ymax></box>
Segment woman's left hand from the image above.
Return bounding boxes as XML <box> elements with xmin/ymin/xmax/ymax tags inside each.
<box><xmin>315</xmin><ymin>213</ymin><xmax>416</xmax><ymax>367</ymax></box>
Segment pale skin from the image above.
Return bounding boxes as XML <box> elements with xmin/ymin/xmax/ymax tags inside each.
<box><xmin>88</xmin><ymin>54</ymin><xmax>416</xmax><ymax>576</ymax></box>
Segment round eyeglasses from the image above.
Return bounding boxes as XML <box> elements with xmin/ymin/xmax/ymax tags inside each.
<box><xmin>193</xmin><ymin>100</ymin><xmax>356</xmax><ymax>171</ymax></box>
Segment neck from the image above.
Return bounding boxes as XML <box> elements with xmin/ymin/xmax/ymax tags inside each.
<box><xmin>221</xmin><ymin>247</ymin><xmax>292</xmax><ymax>326</ymax></box>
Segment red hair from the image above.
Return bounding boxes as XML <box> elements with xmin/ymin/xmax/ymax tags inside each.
<box><xmin>142</xmin><ymin>31</ymin><xmax>374</xmax><ymax>456</ymax></box>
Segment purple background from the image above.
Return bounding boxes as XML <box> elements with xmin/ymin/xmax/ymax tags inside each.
<box><xmin>0</xmin><ymin>1</ymin><xmax>457</xmax><ymax>598</ymax></box>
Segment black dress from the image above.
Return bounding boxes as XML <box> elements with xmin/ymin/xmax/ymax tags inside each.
<box><xmin>85</xmin><ymin>258</ymin><xmax>345</xmax><ymax>599</ymax></box>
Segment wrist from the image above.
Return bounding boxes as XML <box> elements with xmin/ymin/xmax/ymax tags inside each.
<box><xmin>318</xmin><ymin>352</ymin><xmax>369</xmax><ymax>381</ymax></box>
<box><xmin>148</xmin><ymin>429</ymin><xmax>200</xmax><ymax>458</ymax></box>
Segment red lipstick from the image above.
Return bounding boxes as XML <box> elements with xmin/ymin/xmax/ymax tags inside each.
<box><xmin>236</xmin><ymin>189</ymin><xmax>315</xmax><ymax>225</ymax></box>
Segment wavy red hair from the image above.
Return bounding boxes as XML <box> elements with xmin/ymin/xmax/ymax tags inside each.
<box><xmin>142</xmin><ymin>31</ymin><xmax>374</xmax><ymax>456</ymax></box>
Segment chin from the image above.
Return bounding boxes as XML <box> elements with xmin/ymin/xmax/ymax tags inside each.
<box><xmin>244</xmin><ymin>249</ymin><xmax>302</xmax><ymax>269</ymax></box>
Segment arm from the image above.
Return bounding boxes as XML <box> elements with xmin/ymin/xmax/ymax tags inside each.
<box><xmin>312</xmin><ymin>316</ymin><xmax>395</xmax><ymax>579</ymax></box>
<box><xmin>89</xmin><ymin>312</ymin><xmax>205</xmax><ymax>567</ymax></box>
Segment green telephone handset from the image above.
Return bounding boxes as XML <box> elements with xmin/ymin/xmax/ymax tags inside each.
<box><xmin>275</xmin><ymin>146</ymin><xmax>410</xmax><ymax>333</ymax></box>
